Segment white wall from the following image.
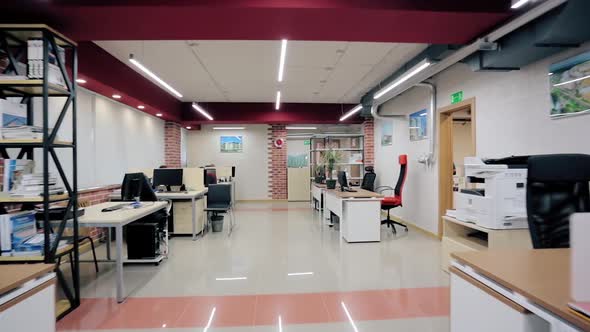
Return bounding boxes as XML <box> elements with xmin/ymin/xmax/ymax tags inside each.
<box><xmin>34</xmin><ymin>88</ymin><xmax>165</xmax><ymax>189</ymax></box>
<box><xmin>186</xmin><ymin>125</ymin><xmax>269</xmax><ymax>200</ymax></box>
<box><xmin>374</xmin><ymin>44</ymin><xmax>590</xmax><ymax>234</ymax></box>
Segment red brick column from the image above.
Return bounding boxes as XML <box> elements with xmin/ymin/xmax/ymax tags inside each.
<box><xmin>268</xmin><ymin>124</ymin><xmax>287</xmax><ymax>200</ymax></box>
<box><xmin>363</xmin><ymin>119</ymin><xmax>375</xmax><ymax>167</ymax></box>
<box><xmin>164</xmin><ymin>121</ymin><xmax>181</xmax><ymax>168</ymax></box>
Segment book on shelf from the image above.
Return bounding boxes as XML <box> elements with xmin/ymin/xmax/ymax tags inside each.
<box><xmin>27</xmin><ymin>39</ymin><xmax>67</xmax><ymax>87</ymax></box>
<box><xmin>0</xmin><ymin>211</ymin><xmax>68</xmax><ymax>256</ymax></box>
<box><xmin>0</xmin><ymin>98</ymin><xmax>27</xmax><ymax>129</ymax></box>
<box><xmin>2</xmin><ymin>159</ymin><xmax>34</xmax><ymax>192</ymax></box>
<box><xmin>6</xmin><ymin>171</ymin><xmax>65</xmax><ymax>197</ymax></box>
<box><xmin>0</xmin><ymin>125</ymin><xmax>57</xmax><ymax>140</ymax></box>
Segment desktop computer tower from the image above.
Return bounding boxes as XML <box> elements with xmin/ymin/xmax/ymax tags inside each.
<box><xmin>127</xmin><ymin>222</ymin><xmax>161</xmax><ymax>259</ymax></box>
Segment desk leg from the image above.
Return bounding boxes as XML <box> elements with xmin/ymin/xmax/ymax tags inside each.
<box><xmin>192</xmin><ymin>197</ymin><xmax>196</xmax><ymax>241</ymax></box>
<box><xmin>115</xmin><ymin>225</ymin><xmax>125</xmax><ymax>303</ymax></box>
<box><xmin>106</xmin><ymin>228</ymin><xmax>112</xmax><ymax>260</ymax></box>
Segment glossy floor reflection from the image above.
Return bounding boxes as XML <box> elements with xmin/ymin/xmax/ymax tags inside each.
<box><xmin>59</xmin><ymin>202</ymin><xmax>450</xmax><ymax>331</ymax></box>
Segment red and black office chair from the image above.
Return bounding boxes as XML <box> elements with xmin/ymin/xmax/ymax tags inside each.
<box><xmin>376</xmin><ymin>155</ymin><xmax>408</xmax><ymax>233</ymax></box>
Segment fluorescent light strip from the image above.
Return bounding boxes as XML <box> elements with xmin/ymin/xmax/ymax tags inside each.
<box><xmin>341</xmin><ymin>302</ymin><xmax>359</xmax><ymax>332</ymax></box>
<box><xmin>278</xmin><ymin>315</ymin><xmax>283</xmax><ymax>332</ymax></box>
<box><xmin>213</xmin><ymin>127</ymin><xmax>245</xmax><ymax>130</ymax></box>
<box><xmin>287</xmin><ymin>272</ymin><xmax>314</xmax><ymax>276</ymax></box>
<box><xmin>75</xmin><ymin>78</ymin><xmax>86</xmax><ymax>84</ymax></box>
<box><xmin>129</xmin><ymin>55</ymin><xmax>183</xmax><ymax>98</ymax></box>
<box><xmin>203</xmin><ymin>307</ymin><xmax>216</xmax><ymax>332</ymax></box>
<box><xmin>511</xmin><ymin>0</ymin><xmax>530</xmax><ymax>9</ymax></box>
<box><xmin>373</xmin><ymin>60</ymin><xmax>433</xmax><ymax>100</ymax></box>
<box><xmin>553</xmin><ymin>74</ymin><xmax>590</xmax><ymax>87</ymax></box>
<box><xmin>276</xmin><ymin>91</ymin><xmax>282</xmax><ymax>110</ymax></box>
<box><xmin>285</xmin><ymin>127</ymin><xmax>317</xmax><ymax>130</ymax></box>
<box><xmin>215</xmin><ymin>277</ymin><xmax>247</xmax><ymax>281</ymax></box>
<box><xmin>192</xmin><ymin>103</ymin><xmax>214</xmax><ymax>120</ymax></box>
<box><xmin>339</xmin><ymin>104</ymin><xmax>363</xmax><ymax>121</ymax></box>
<box><xmin>278</xmin><ymin>39</ymin><xmax>288</xmax><ymax>82</ymax></box>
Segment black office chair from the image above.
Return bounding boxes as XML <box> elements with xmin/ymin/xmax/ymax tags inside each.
<box><xmin>361</xmin><ymin>166</ymin><xmax>376</xmax><ymax>192</ymax></box>
<box><xmin>526</xmin><ymin>154</ymin><xmax>590</xmax><ymax>249</ymax></box>
<box><xmin>205</xmin><ymin>184</ymin><xmax>234</xmax><ymax>235</ymax></box>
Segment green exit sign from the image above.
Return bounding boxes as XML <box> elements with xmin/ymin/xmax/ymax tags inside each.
<box><xmin>304</xmin><ymin>140</ymin><xmax>311</xmax><ymax>145</ymax></box>
<box><xmin>451</xmin><ymin>91</ymin><xmax>464</xmax><ymax>104</ymax></box>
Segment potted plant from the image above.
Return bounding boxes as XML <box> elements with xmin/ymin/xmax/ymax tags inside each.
<box><xmin>322</xmin><ymin>149</ymin><xmax>342</xmax><ymax>189</ymax></box>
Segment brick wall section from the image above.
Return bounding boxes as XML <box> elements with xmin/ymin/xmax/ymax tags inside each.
<box><xmin>164</xmin><ymin>121</ymin><xmax>182</xmax><ymax>168</ymax></box>
<box><xmin>267</xmin><ymin>124</ymin><xmax>287</xmax><ymax>200</ymax></box>
<box><xmin>363</xmin><ymin>118</ymin><xmax>375</xmax><ymax>167</ymax></box>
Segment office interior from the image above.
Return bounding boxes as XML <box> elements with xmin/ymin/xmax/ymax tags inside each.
<box><xmin>0</xmin><ymin>1</ymin><xmax>590</xmax><ymax>331</ymax></box>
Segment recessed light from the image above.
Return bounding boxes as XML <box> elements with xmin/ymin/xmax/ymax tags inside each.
<box><xmin>75</xmin><ymin>79</ymin><xmax>86</xmax><ymax>84</ymax></box>
<box><xmin>138</xmin><ymin>105</ymin><xmax>145</xmax><ymax>109</ymax></box>
<box><xmin>156</xmin><ymin>113</ymin><xmax>163</xmax><ymax>117</ymax></box>
<box><xmin>186</xmin><ymin>126</ymin><xmax>192</xmax><ymax>129</ymax></box>
<box><xmin>215</xmin><ymin>277</ymin><xmax>247</xmax><ymax>281</ymax></box>
<box><xmin>112</xmin><ymin>94</ymin><xmax>122</xmax><ymax>99</ymax></box>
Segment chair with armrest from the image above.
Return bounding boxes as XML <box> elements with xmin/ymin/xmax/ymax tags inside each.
<box><xmin>526</xmin><ymin>154</ymin><xmax>590</xmax><ymax>249</ymax></box>
<box><xmin>376</xmin><ymin>155</ymin><xmax>408</xmax><ymax>234</ymax></box>
<box><xmin>361</xmin><ymin>166</ymin><xmax>376</xmax><ymax>192</ymax></box>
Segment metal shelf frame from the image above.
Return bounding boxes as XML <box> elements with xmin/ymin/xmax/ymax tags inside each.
<box><xmin>309</xmin><ymin>135</ymin><xmax>365</xmax><ymax>182</ymax></box>
<box><xmin>0</xmin><ymin>25</ymin><xmax>79</xmax><ymax>320</ymax></box>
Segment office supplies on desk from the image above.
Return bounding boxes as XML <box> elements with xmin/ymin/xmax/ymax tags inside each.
<box><xmin>455</xmin><ymin>156</ymin><xmax>528</xmax><ymax>230</ymax></box>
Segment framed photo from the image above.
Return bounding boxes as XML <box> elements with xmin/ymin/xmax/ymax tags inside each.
<box><xmin>381</xmin><ymin>121</ymin><xmax>393</xmax><ymax>146</ymax></box>
<box><xmin>220</xmin><ymin>135</ymin><xmax>243</xmax><ymax>153</ymax></box>
<box><xmin>409</xmin><ymin>109</ymin><xmax>428</xmax><ymax>141</ymax></box>
<box><xmin>549</xmin><ymin>51</ymin><xmax>590</xmax><ymax>118</ymax></box>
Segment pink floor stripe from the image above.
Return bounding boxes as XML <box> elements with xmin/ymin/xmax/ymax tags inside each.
<box><xmin>234</xmin><ymin>207</ymin><xmax>312</xmax><ymax>212</ymax></box>
<box><xmin>58</xmin><ymin>287</ymin><xmax>449</xmax><ymax>330</ymax></box>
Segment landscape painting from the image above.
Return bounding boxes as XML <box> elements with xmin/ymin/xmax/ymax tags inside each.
<box><xmin>220</xmin><ymin>136</ymin><xmax>243</xmax><ymax>153</ymax></box>
<box><xmin>549</xmin><ymin>51</ymin><xmax>590</xmax><ymax>118</ymax></box>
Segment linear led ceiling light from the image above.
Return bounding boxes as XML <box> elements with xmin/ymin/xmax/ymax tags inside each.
<box><xmin>276</xmin><ymin>91</ymin><xmax>282</xmax><ymax>110</ymax></box>
<box><xmin>129</xmin><ymin>54</ymin><xmax>183</xmax><ymax>98</ymax></box>
<box><xmin>75</xmin><ymin>78</ymin><xmax>86</xmax><ymax>84</ymax></box>
<box><xmin>192</xmin><ymin>103</ymin><xmax>214</xmax><ymax>120</ymax></box>
<box><xmin>278</xmin><ymin>39</ymin><xmax>288</xmax><ymax>82</ymax></box>
<box><xmin>553</xmin><ymin>74</ymin><xmax>590</xmax><ymax>87</ymax></box>
<box><xmin>286</xmin><ymin>127</ymin><xmax>317</xmax><ymax>130</ymax></box>
<box><xmin>339</xmin><ymin>104</ymin><xmax>363</xmax><ymax>121</ymax></box>
<box><xmin>511</xmin><ymin>0</ymin><xmax>531</xmax><ymax>9</ymax></box>
<box><xmin>213</xmin><ymin>127</ymin><xmax>245</xmax><ymax>130</ymax></box>
<box><xmin>373</xmin><ymin>59</ymin><xmax>433</xmax><ymax>100</ymax></box>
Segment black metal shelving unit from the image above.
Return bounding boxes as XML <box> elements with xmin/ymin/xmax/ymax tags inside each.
<box><xmin>0</xmin><ymin>24</ymin><xmax>79</xmax><ymax>319</ymax></box>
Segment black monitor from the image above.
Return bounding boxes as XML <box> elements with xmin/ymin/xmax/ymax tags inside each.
<box><xmin>121</xmin><ymin>173</ymin><xmax>158</xmax><ymax>201</ymax></box>
<box><xmin>204</xmin><ymin>169</ymin><xmax>217</xmax><ymax>187</ymax></box>
<box><xmin>337</xmin><ymin>171</ymin><xmax>349</xmax><ymax>191</ymax></box>
<box><xmin>153</xmin><ymin>168</ymin><xmax>183</xmax><ymax>190</ymax></box>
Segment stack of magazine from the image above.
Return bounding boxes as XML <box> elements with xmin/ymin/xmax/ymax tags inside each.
<box><xmin>9</xmin><ymin>173</ymin><xmax>65</xmax><ymax>197</ymax></box>
<box><xmin>0</xmin><ymin>125</ymin><xmax>49</xmax><ymax>140</ymax></box>
<box><xmin>0</xmin><ymin>210</ymin><xmax>68</xmax><ymax>256</ymax></box>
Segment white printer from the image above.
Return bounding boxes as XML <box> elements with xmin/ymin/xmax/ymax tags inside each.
<box><xmin>455</xmin><ymin>156</ymin><xmax>529</xmax><ymax>230</ymax></box>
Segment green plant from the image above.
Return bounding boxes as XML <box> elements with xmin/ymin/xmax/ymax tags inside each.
<box><xmin>322</xmin><ymin>149</ymin><xmax>342</xmax><ymax>179</ymax></box>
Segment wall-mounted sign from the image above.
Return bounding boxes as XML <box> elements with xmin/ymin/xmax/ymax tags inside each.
<box><xmin>303</xmin><ymin>140</ymin><xmax>311</xmax><ymax>145</ymax></box>
<box><xmin>274</xmin><ymin>138</ymin><xmax>285</xmax><ymax>148</ymax></box>
<box><xmin>451</xmin><ymin>91</ymin><xmax>464</xmax><ymax>104</ymax></box>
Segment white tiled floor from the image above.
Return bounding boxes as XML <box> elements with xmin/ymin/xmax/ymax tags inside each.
<box><xmin>62</xmin><ymin>201</ymin><xmax>450</xmax><ymax>332</ymax></box>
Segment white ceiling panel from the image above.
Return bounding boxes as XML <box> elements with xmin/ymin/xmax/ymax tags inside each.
<box><xmin>96</xmin><ymin>40</ymin><xmax>427</xmax><ymax>104</ymax></box>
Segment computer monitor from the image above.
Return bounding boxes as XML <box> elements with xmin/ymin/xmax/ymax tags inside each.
<box><xmin>121</xmin><ymin>173</ymin><xmax>158</xmax><ymax>201</ymax></box>
<box><xmin>337</xmin><ymin>171</ymin><xmax>349</xmax><ymax>191</ymax></box>
<box><xmin>153</xmin><ymin>168</ymin><xmax>183</xmax><ymax>190</ymax></box>
<box><xmin>204</xmin><ymin>169</ymin><xmax>217</xmax><ymax>187</ymax></box>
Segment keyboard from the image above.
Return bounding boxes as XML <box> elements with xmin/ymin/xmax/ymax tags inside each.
<box><xmin>102</xmin><ymin>203</ymin><xmax>130</xmax><ymax>212</ymax></box>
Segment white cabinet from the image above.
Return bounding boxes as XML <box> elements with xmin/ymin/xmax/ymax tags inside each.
<box><xmin>0</xmin><ymin>276</ymin><xmax>55</xmax><ymax>332</ymax></box>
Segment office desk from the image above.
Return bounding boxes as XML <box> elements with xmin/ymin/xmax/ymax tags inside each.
<box><xmin>110</xmin><ymin>189</ymin><xmax>208</xmax><ymax>240</ymax></box>
<box><xmin>0</xmin><ymin>264</ymin><xmax>55</xmax><ymax>331</ymax></box>
<box><xmin>324</xmin><ymin>188</ymin><xmax>384</xmax><ymax>243</ymax></box>
<box><xmin>157</xmin><ymin>189</ymin><xmax>207</xmax><ymax>240</ymax></box>
<box><xmin>451</xmin><ymin>249</ymin><xmax>590</xmax><ymax>332</ymax></box>
<box><xmin>311</xmin><ymin>183</ymin><xmax>331</xmax><ymax>220</ymax></box>
<box><xmin>79</xmin><ymin>201</ymin><xmax>168</xmax><ymax>303</ymax></box>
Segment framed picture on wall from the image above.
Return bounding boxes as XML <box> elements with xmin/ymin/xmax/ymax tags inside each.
<box><xmin>409</xmin><ymin>109</ymin><xmax>428</xmax><ymax>141</ymax></box>
<box><xmin>549</xmin><ymin>51</ymin><xmax>590</xmax><ymax>118</ymax></box>
<box><xmin>220</xmin><ymin>136</ymin><xmax>243</xmax><ymax>153</ymax></box>
<box><xmin>381</xmin><ymin>121</ymin><xmax>393</xmax><ymax>146</ymax></box>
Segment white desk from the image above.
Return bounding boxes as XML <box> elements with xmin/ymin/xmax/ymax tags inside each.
<box><xmin>110</xmin><ymin>189</ymin><xmax>208</xmax><ymax>240</ymax></box>
<box><xmin>157</xmin><ymin>189</ymin><xmax>207</xmax><ymax>240</ymax></box>
<box><xmin>79</xmin><ymin>201</ymin><xmax>168</xmax><ymax>303</ymax></box>
<box><xmin>450</xmin><ymin>249</ymin><xmax>590</xmax><ymax>332</ymax></box>
<box><xmin>324</xmin><ymin>188</ymin><xmax>383</xmax><ymax>243</ymax></box>
<box><xmin>0</xmin><ymin>264</ymin><xmax>55</xmax><ymax>332</ymax></box>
